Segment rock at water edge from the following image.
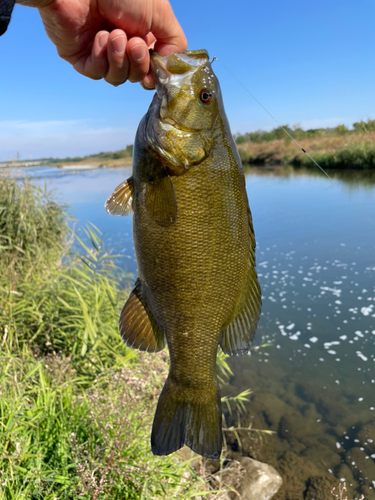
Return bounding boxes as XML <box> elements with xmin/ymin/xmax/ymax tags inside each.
<box><xmin>236</xmin><ymin>457</ymin><xmax>282</xmax><ymax>500</ymax></box>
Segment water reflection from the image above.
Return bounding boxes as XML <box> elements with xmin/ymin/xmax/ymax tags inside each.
<box><xmin>244</xmin><ymin>165</ymin><xmax>375</xmax><ymax>189</ymax></box>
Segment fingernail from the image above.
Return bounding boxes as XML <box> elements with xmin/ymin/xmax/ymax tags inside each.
<box><xmin>129</xmin><ymin>44</ymin><xmax>146</xmax><ymax>62</ymax></box>
<box><xmin>98</xmin><ymin>33</ymin><xmax>106</xmax><ymax>50</ymax></box>
<box><xmin>112</xmin><ymin>36</ymin><xmax>126</xmax><ymax>54</ymax></box>
<box><xmin>141</xmin><ymin>75</ymin><xmax>155</xmax><ymax>90</ymax></box>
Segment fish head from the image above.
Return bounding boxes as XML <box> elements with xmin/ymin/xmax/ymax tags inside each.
<box><xmin>145</xmin><ymin>50</ymin><xmax>222</xmax><ymax>174</ymax></box>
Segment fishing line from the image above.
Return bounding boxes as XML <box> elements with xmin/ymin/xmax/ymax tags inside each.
<box><xmin>213</xmin><ymin>57</ymin><xmax>332</xmax><ymax>180</ymax></box>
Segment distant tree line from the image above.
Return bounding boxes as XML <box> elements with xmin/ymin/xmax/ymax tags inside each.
<box><xmin>234</xmin><ymin>118</ymin><xmax>375</xmax><ymax>144</ymax></box>
<box><xmin>40</xmin><ymin>144</ymin><xmax>134</xmax><ymax>164</ymax></box>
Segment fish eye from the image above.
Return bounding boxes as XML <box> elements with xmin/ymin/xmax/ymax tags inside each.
<box><xmin>200</xmin><ymin>89</ymin><xmax>213</xmax><ymax>104</ymax></box>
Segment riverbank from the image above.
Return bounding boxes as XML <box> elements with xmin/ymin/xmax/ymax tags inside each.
<box><xmin>0</xmin><ymin>157</ymin><xmax>132</xmax><ymax>169</ymax></box>
<box><xmin>237</xmin><ymin>131</ymin><xmax>375</xmax><ymax>170</ymax></box>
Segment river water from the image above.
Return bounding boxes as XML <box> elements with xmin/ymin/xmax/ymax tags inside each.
<box><xmin>9</xmin><ymin>165</ymin><xmax>375</xmax><ymax>498</ymax></box>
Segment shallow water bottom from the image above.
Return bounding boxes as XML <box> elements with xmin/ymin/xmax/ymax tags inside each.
<box><xmin>224</xmin><ymin>255</ymin><xmax>375</xmax><ymax>499</ymax></box>
<box><xmin>225</xmin><ymin>351</ymin><xmax>374</xmax><ymax>499</ymax></box>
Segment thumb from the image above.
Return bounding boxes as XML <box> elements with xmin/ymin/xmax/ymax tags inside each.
<box><xmin>150</xmin><ymin>0</ymin><xmax>187</xmax><ymax>55</ymax></box>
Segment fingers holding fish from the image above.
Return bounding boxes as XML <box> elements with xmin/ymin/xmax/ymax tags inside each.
<box><xmin>72</xmin><ymin>30</ymin><xmax>109</xmax><ymax>80</ymax></box>
<box><xmin>127</xmin><ymin>36</ymin><xmax>153</xmax><ymax>84</ymax></box>
<box><xmin>105</xmin><ymin>31</ymin><xmax>150</xmax><ymax>86</ymax></box>
<box><xmin>105</xmin><ymin>30</ymin><xmax>130</xmax><ymax>86</ymax></box>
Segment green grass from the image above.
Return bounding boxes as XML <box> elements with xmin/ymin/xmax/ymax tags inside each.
<box><xmin>292</xmin><ymin>141</ymin><xmax>375</xmax><ymax>170</ymax></box>
<box><xmin>0</xmin><ymin>349</ymin><xmax>213</xmax><ymax>500</ymax></box>
<box><xmin>234</xmin><ymin>118</ymin><xmax>375</xmax><ymax>145</ymax></box>
<box><xmin>0</xmin><ymin>174</ymin><xmax>68</xmax><ymax>278</ymax></box>
<box><xmin>235</xmin><ymin>118</ymin><xmax>375</xmax><ymax>170</ymax></box>
<box><xmin>1</xmin><ymin>173</ymin><xmax>253</xmax><ymax>499</ymax></box>
<box><xmin>0</xmin><ymin>174</ymin><xmax>214</xmax><ymax>499</ymax></box>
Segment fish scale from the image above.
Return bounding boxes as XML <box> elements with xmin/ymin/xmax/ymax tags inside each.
<box><xmin>105</xmin><ymin>49</ymin><xmax>261</xmax><ymax>458</ymax></box>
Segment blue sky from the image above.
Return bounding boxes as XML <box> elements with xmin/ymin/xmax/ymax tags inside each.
<box><xmin>1</xmin><ymin>0</ymin><xmax>375</xmax><ymax>160</ymax></box>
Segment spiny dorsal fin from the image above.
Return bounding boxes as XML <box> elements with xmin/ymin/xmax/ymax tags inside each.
<box><xmin>145</xmin><ymin>174</ymin><xmax>177</xmax><ymax>226</ymax></box>
<box><xmin>119</xmin><ymin>279</ymin><xmax>166</xmax><ymax>352</ymax></box>
<box><xmin>105</xmin><ymin>177</ymin><xmax>134</xmax><ymax>216</ymax></box>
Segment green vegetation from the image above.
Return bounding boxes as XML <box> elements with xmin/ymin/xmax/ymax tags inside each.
<box><xmin>0</xmin><ymin>175</ymin><xmax>218</xmax><ymax>499</ymax></box>
<box><xmin>292</xmin><ymin>141</ymin><xmax>375</xmax><ymax>170</ymax></box>
<box><xmin>235</xmin><ymin>118</ymin><xmax>375</xmax><ymax>169</ymax></box>
<box><xmin>234</xmin><ymin>118</ymin><xmax>375</xmax><ymax>145</ymax></box>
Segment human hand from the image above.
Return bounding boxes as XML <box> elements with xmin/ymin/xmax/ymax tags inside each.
<box><xmin>17</xmin><ymin>0</ymin><xmax>187</xmax><ymax>87</ymax></box>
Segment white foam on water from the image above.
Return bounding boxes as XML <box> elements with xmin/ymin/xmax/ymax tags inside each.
<box><xmin>278</xmin><ymin>325</ymin><xmax>287</xmax><ymax>336</ymax></box>
<box><xmin>356</xmin><ymin>352</ymin><xmax>368</xmax><ymax>362</ymax></box>
<box><xmin>309</xmin><ymin>337</ymin><xmax>318</xmax><ymax>343</ymax></box>
<box><xmin>286</xmin><ymin>323</ymin><xmax>295</xmax><ymax>330</ymax></box>
<box><xmin>361</xmin><ymin>305</ymin><xmax>374</xmax><ymax>316</ymax></box>
<box><xmin>339</xmin><ymin>335</ymin><xmax>347</xmax><ymax>340</ymax></box>
<box><xmin>289</xmin><ymin>332</ymin><xmax>301</xmax><ymax>340</ymax></box>
<box><xmin>355</xmin><ymin>331</ymin><xmax>364</xmax><ymax>338</ymax></box>
<box><xmin>324</xmin><ymin>341</ymin><xmax>340</xmax><ymax>348</ymax></box>
<box><xmin>320</xmin><ymin>286</ymin><xmax>342</xmax><ymax>297</ymax></box>
<box><xmin>327</xmin><ymin>350</ymin><xmax>337</xmax><ymax>355</ymax></box>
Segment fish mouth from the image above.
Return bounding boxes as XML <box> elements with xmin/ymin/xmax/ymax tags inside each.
<box><xmin>150</xmin><ymin>49</ymin><xmax>209</xmax><ymax>97</ymax></box>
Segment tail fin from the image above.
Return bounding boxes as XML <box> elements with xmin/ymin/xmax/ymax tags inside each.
<box><xmin>151</xmin><ymin>377</ymin><xmax>222</xmax><ymax>459</ymax></box>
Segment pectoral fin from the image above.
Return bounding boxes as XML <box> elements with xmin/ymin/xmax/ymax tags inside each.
<box><xmin>145</xmin><ymin>174</ymin><xmax>177</xmax><ymax>226</ymax></box>
<box><xmin>105</xmin><ymin>177</ymin><xmax>134</xmax><ymax>216</ymax></box>
<box><xmin>119</xmin><ymin>279</ymin><xmax>166</xmax><ymax>352</ymax></box>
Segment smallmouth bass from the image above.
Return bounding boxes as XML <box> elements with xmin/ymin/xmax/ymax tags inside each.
<box><xmin>105</xmin><ymin>49</ymin><xmax>261</xmax><ymax>459</ymax></box>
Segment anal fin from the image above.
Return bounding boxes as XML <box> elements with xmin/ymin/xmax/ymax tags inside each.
<box><xmin>119</xmin><ymin>279</ymin><xmax>166</xmax><ymax>352</ymax></box>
